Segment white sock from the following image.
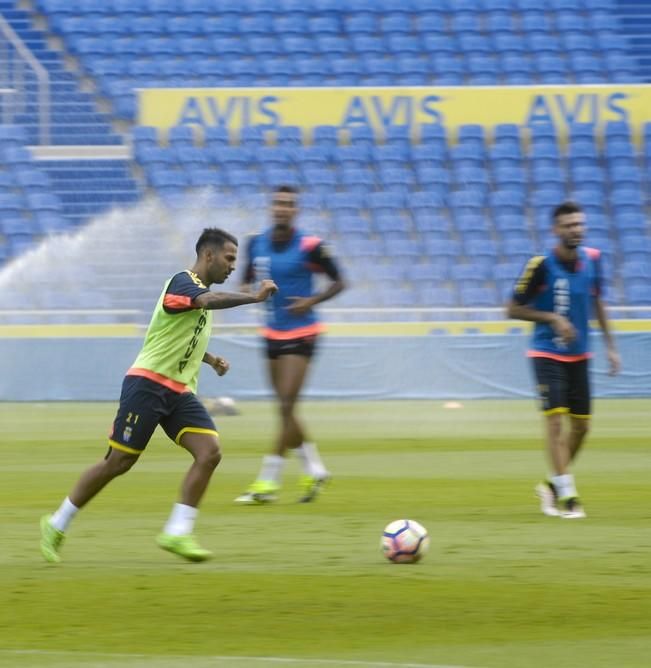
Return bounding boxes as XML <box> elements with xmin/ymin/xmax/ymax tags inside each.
<box><xmin>257</xmin><ymin>455</ymin><xmax>286</xmax><ymax>485</ymax></box>
<box><xmin>164</xmin><ymin>503</ymin><xmax>198</xmax><ymax>536</ymax></box>
<box><xmin>551</xmin><ymin>474</ymin><xmax>578</xmax><ymax>499</ymax></box>
<box><xmin>294</xmin><ymin>442</ymin><xmax>328</xmax><ymax>478</ymax></box>
<box><xmin>50</xmin><ymin>497</ymin><xmax>79</xmax><ymax>532</ymax></box>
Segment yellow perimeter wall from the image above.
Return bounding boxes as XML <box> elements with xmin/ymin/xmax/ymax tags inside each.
<box><xmin>139</xmin><ymin>85</ymin><xmax>651</xmax><ymax>143</ymax></box>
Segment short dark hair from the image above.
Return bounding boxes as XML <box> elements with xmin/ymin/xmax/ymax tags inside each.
<box><xmin>274</xmin><ymin>185</ymin><xmax>298</xmax><ymax>196</ymax></box>
<box><xmin>552</xmin><ymin>201</ymin><xmax>583</xmax><ymax>223</ymax></box>
<box><xmin>195</xmin><ymin>228</ymin><xmax>238</xmax><ymax>255</ymax></box>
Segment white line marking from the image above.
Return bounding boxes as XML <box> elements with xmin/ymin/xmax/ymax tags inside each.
<box><xmin>0</xmin><ymin>649</ymin><xmax>480</xmax><ymax>668</ymax></box>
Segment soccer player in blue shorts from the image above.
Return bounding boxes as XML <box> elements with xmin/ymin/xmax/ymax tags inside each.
<box><xmin>40</xmin><ymin>228</ymin><xmax>277</xmax><ymax>562</ymax></box>
<box><xmin>507</xmin><ymin>202</ymin><xmax>620</xmax><ymax>519</ymax></box>
<box><xmin>235</xmin><ymin>185</ymin><xmax>346</xmax><ymax>504</ymax></box>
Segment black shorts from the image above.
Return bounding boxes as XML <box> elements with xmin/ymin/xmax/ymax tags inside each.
<box><xmin>265</xmin><ymin>335</ymin><xmax>318</xmax><ymax>360</ymax></box>
<box><xmin>108</xmin><ymin>375</ymin><xmax>218</xmax><ymax>455</ymax></box>
<box><xmin>531</xmin><ymin>357</ymin><xmax>591</xmax><ymax>418</ymax></box>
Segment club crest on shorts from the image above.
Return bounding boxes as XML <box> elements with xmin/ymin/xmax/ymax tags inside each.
<box><xmin>123</xmin><ymin>426</ymin><xmax>133</xmax><ymax>443</ymax></box>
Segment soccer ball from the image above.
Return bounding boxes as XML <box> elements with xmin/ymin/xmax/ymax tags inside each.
<box><xmin>202</xmin><ymin>396</ymin><xmax>239</xmax><ymax>416</ymax></box>
<box><xmin>381</xmin><ymin>519</ymin><xmax>430</xmax><ymax>563</ymax></box>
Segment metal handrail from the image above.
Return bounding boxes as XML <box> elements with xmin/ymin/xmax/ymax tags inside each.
<box><xmin>0</xmin><ymin>13</ymin><xmax>50</xmax><ymax>144</ymax></box>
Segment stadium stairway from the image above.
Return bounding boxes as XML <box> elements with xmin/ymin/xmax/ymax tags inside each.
<box><xmin>0</xmin><ymin>0</ymin><xmax>122</xmax><ymax>145</ymax></box>
<box><xmin>614</xmin><ymin>0</ymin><xmax>651</xmax><ymax>80</ymax></box>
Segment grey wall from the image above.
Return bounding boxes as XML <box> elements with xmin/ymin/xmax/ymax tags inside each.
<box><xmin>1</xmin><ymin>333</ymin><xmax>648</xmax><ymax>401</ymax></box>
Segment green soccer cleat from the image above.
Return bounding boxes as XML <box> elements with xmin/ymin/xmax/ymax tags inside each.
<box><xmin>234</xmin><ymin>480</ymin><xmax>280</xmax><ymax>505</ymax></box>
<box><xmin>298</xmin><ymin>474</ymin><xmax>331</xmax><ymax>503</ymax></box>
<box><xmin>156</xmin><ymin>533</ymin><xmax>213</xmax><ymax>562</ymax></box>
<box><xmin>40</xmin><ymin>514</ymin><xmax>65</xmax><ymax>563</ymax></box>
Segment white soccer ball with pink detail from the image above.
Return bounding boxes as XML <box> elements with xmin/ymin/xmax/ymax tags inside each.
<box><xmin>381</xmin><ymin>519</ymin><xmax>430</xmax><ymax>563</ymax></box>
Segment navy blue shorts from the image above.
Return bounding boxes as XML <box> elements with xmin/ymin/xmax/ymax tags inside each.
<box><xmin>265</xmin><ymin>335</ymin><xmax>318</xmax><ymax>360</ymax></box>
<box><xmin>532</xmin><ymin>357</ymin><xmax>591</xmax><ymax>418</ymax></box>
<box><xmin>108</xmin><ymin>375</ymin><xmax>218</xmax><ymax>455</ymax></box>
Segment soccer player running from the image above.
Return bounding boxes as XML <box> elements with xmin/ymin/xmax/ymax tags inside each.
<box><xmin>235</xmin><ymin>186</ymin><xmax>346</xmax><ymax>505</ymax></box>
<box><xmin>40</xmin><ymin>228</ymin><xmax>277</xmax><ymax>563</ymax></box>
<box><xmin>506</xmin><ymin>202</ymin><xmax>620</xmax><ymax>519</ymax></box>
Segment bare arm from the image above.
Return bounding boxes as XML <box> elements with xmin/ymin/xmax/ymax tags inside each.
<box><xmin>203</xmin><ymin>352</ymin><xmax>229</xmax><ymax>376</ymax></box>
<box><xmin>286</xmin><ymin>277</ymin><xmax>346</xmax><ymax>315</ymax></box>
<box><xmin>505</xmin><ymin>300</ymin><xmax>576</xmax><ymax>344</ymax></box>
<box><xmin>194</xmin><ymin>280</ymin><xmax>277</xmax><ymax>310</ymax></box>
<box><xmin>593</xmin><ymin>295</ymin><xmax>621</xmax><ymax>374</ymax></box>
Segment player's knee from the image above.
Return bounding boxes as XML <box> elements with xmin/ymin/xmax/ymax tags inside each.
<box><xmin>197</xmin><ymin>441</ymin><xmax>222</xmax><ymax>470</ymax></box>
<box><xmin>278</xmin><ymin>397</ymin><xmax>297</xmax><ymax>418</ymax></box>
<box><xmin>572</xmin><ymin>419</ymin><xmax>590</xmax><ymax>437</ymax></box>
<box><xmin>106</xmin><ymin>451</ymin><xmax>138</xmax><ymax>476</ymax></box>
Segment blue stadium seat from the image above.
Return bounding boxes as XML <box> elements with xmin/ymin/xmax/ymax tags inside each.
<box><xmin>340</xmin><ymin>167</ymin><xmax>375</xmax><ymax>192</ymax></box>
<box><xmin>459</xmin><ymin>33</ymin><xmax>492</xmax><ymax>55</ymax></box>
<box><xmin>317</xmin><ymin>35</ymin><xmax>350</xmax><ymax>56</ymax></box>
<box><xmin>485</xmin><ymin>11</ymin><xmax>517</xmax><ymax>34</ymax></box>
<box><xmin>346</xmin><ymin>238</ymin><xmax>384</xmax><ymax>258</ymax></box>
<box><xmin>406</xmin><ymin>263</ymin><xmax>449</xmax><ymax>283</ymax></box>
<box><xmin>225</xmin><ymin>168</ymin><xmax>262</xmax><ymax>194</ymax></box>
<box><xmin>493</xmin><ymin>261</ymin><xmax>523</xmax><ymax>283</ymax></box>
<box><xmin>420</xmin><ymin>287</ymin><xmax>457</xmax><ymax>308</ymax></box>
<box><xmin>387</xmin><ymin>34</ymin><xmax>422</xmax><ymax>55</ymax></box>
<box><xmin>531</xmin><ymin>165</ymin><xmax>565</xmax><ymax>189</ymax></box>
<box><xmin>312</xmin><ymin>125</ymin><xmax>339</xmax><ymax>147</ymax></box>
<box><xmin>502</xmin><ymin>238</ymin><xmax>533</xmax><ymax>264</ymax></box>
<box><xmin>450</xmin><ymin>263</ymin><xmax>491</xmax><ymax>286</ymax></box>
<box><xmin>329</xmin><ymin>191</ymin><xmax>366</xmax><ymax>215</ymax></box>
<box><xmin>303</xmin><ymin>167</ymin><xmax>336</xmax><ymax>192</ymax></box>
<box><xmin>412</xmin><ymin>212</ymin><xmax>451</xmax><ymax>235</ymax></box>
<box><xmin>367</xmin><ymin>190</ymin><xmax>404</xmax><ymax>213</ymax></box>
<box><xmin>276</xmin><ymin>126</ymin><xmax>303</xmax><ymax>146</ymax></box>
<box><xmin>611</xmin><ymin>187</ymin><xmax>644</xmax><ymax>215</ymax></box>
<box><xmin>422</xmin><ymin>34</ymin><xmax>456</xmax><ymax>53</ymax></box>
<box><xmin>625</xmin><ymin>284</ymin><xmax>651</xmax><ymax>306</ymax></box>
<box><xmin>379</xmin><ymin>14</ymin><xmax>412</xmax><ymax>34</ymax></box>
<box><xmin>373</xmin><ymin>214</ymin><xmax>411</xmax><ymax>239</ymax></box>
<box><xmin>385</xmin><ymin>125</ymin><xmax>411</xmax><ymax>147</ymax></box>
<box><xmin>571</xmin><ymin>166</ymin><xmax>605</xmax><ymax>189</ymax></box>
<box><xmin>454</xmin><ymin>166</ymin><xmax>489</xmax><ymax>194</ymax></box>
<box><xmin>415</xmin><ymin>166</ymin><xmax>450</xmax><ymax>189</ymax></box>
<box><xmin>522</xmin><ymin>13</ymin><xmax>554</xmax><ymax>37</ymax></box>
<box><xmin>334</xmin><ymin>215</ymin><xmax>372</xmax><ymax>238</ymax></box>
<box><xmin>26</xmin><ymin>192</ymin><xmax>63</xmax><ymax>213</ymax></box>
<box><xmin>0</xmin><ymin>193</ymin><xmax>25</xmax><ymax>214</ymax></box>
<box><xmin>490</xmin><ymin>189</ymin><xmax>525</xmax><ymax>214</ymax></box>
<box><xmin>335</xmin><ymin>145</ymin><xmax>372</xmax><ymax>168</ymax></box>
<box><xmin>372</xmin><ymin>144</ymin><xmax>409</xmax><ymax>165</ymax></box>
<box><xmin>410</xmin><ymin>190</ymin><xmax>446</xmax><ymax>211</ymax></box>
<box><xmin>494</xmin><ymin>214</ymin><xmax>529</xmax><ymax>237</ymax></box>
<box><xmin>493</xmin><ymin>166</ymin><xmax>526</xmax><ymax>190</ymax></box>
<box><xmin>379</xmin><ymin>287</ymin><xmax>419</xmax><ymax>308</ymax></box>
<box><xmin>418</xmin><ymin>124</ymin><xmax>447</xmax><ymax>147</ymax></box>
<box><xmin>492</xmin><ymin>124</ymin><xmax>521</xmax><ymax>147</ymax></box>
<box><xmin>349</xmin><ymin>125</ymin><xmax>376</xmax><ymax>148</ymax></box>
<box><xmin>431</xmin><ymin>54</ymin><xmax>466</xmax><ymax>79</ymax></box>
<box><xmin>464</xmin><ymin>238</ymin><xmax>499</xmax><ymax>261</ymax></box>
<box><xmin>449</xmin><ymin>189</ymin><xmax>485</xmax><ymax>213</ymax></box>
<box><xmin>489</xmin><ymin>144</ymin><xmax>522</xmax><ymax>168</ymax></box>
<box><xmin>619</xmin><ymin>235</ymin><xmax>651</xmax><ymax>260</ymax></box>
<box><xmin>460</xmin><ymin>286</ymin><xmax>498</xmax><ymax>307</ymax></box>
<box><xmin>168</xmin><ymin>125</ymin><xmax>196</xmax><ymax>147</ymax></box>
<box><xmin>350</xmin><ymin>34</ymin><xmax>385</xmax><ymax>54</ymax></box>
<box><xmin>424</xmin><ymin>238</ymin><xmax>461</xmax><ymax>259</ymax></box>
<box><xmin>621</xmin><ymin>260</ymin><xmax>651</xmax><ymax>282</ymax></box>
<box><xmin>563</xmin><ymin>32</ymin><xmax>597</xmax><ymax>54</ymax></box>
<box><xmin>296</xmin><ymin>146</ymin><xmax>331</xmax><ymax>167</ymax></box>
<box><xmin>173</xmin><ymin>144</ymin><xmax>212</xmax><ymax>167</ymax></box>
<box><xmin>204</xmin><ymin>126</ymin><xmax>230</xmax><ymax>148</ymax></box>
<box><xmin>378</xmin><ymin>166</ymin><xmax>414</xmax><ymax>192</ymax></box>
<box><xmin>211</xmin><ymin>146</ymin><xmax>252</xmax><ymax>167</ymax></box>
<box><xmin>451</xmin><ymin>144</ymin><xmax>485</xmax><ymax>168</ymax></box>
<box><xmin>257</xmin><ymin>147</ymin><xmax>294</xmax><ymax>168</ymax></box>
<box><xmin>188</xmin><ymin>169</ymin><xmax>224</xmax><ymax>188</ymax></box>
<box><xmin>455</xmin><ymin>213</ymin><xmax>490</xmax><ymax>238</ymax></box>
<box><xmin>493</xmin><ymin>33</ymin><xmax>526</xmax><ymax>55</ymax></box>
<box><xmin>616</xmin><ymin>213</ymin><xmax>647</xmax><ymax>236</ymax></box>
<box><xmin>345</xmin><ymin>13</ymin><xmax>378</xmax><ymax>34</ymax></box>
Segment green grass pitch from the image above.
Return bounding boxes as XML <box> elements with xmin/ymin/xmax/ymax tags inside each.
<box><xmin>1</xmin><ymin>399</ymin><xmax>650</xmax><ymax>668</ymax></box>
